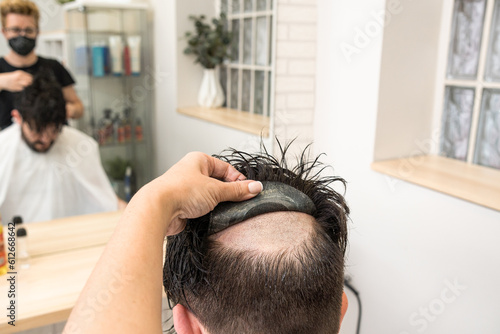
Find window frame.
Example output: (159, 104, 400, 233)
(218, 0, 275, 117)
(436, 0, 500, 169)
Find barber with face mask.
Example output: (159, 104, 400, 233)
(0, 0, 83, 130)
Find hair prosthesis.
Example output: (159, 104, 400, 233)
(208, 181, 316, 236)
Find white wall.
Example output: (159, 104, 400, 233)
(316, 1, 500, 333)
(374, 0, 444, 161)
(274, 0, 317, 157)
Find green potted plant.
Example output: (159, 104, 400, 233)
(184, 13, 232, 108)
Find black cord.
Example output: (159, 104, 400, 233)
(344, 279, 362, 334)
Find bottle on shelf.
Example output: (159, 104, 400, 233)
(103, 42, 110, 74)
(75, 42, 90, 75)
(117, 112, 126, 144)
(16, 227, 30, 269)
(124, 166, 136, 202)
(12, 216, 24, 233)
(127, 36, 141, 76)
(98, 109, 113, 145)
(122, 108, 132, 143)
(124, 42, 131, 76)
(91, 41, 108, 77)
(112, 113, 121, 143)
(135, 117, 143, 142)
(109, 35, 123, 76)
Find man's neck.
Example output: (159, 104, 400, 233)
(4, 51, 38, 68)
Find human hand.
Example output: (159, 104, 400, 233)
(0, 70, 33, 92)
(148, 151, 263, 236)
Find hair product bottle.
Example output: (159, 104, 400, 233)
(118, 114, 126, 144)
(109, 35, 123, 76)
(12, 216, 23, 231)
(124, 43, 131, 76)
(112, 113, 121, 143)
(124, 166, 137, 202)
(98, 109, 113, 145)
(123, 108, 132, 142)
(127, 36, 141, 76)
(91, 41, 106, 77)
(16, 228, 30, 269)
(135, 117, 143, 142)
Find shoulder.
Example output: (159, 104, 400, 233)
(37, 56, 75, 86)
(0, 123, 19, 138)
(37, 56, 64, 69)
(0, 124, 20, 154)
(0, 57, 14, 72)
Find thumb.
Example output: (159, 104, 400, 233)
(217, 180, 263, 203)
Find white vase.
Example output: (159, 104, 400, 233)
(198, 69, 225, 108)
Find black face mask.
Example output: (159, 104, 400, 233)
(9, 36, 36, 56)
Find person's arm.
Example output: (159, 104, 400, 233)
(117, 196, 128, 210)
(62, 85, 84, 119)
(0, 70, 33, 92)
(63, 152, 263, 334)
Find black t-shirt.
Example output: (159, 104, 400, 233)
(0, 56, 75, 130)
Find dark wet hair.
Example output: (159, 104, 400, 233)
(163, 141, 349, 333)
(14, 70, 66, 133)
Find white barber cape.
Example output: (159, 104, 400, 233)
(0, 123, 118, 223)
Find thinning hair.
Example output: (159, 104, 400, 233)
(163, 142, 349, 333)
(0, 0, 40, 28)
(14, 70, 66, 133)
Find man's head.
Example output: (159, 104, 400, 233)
(0, 0, 39, 28)
(12, 71, 66, 152)
(1, 0, 39, 56)
(164, 144, 350, 333)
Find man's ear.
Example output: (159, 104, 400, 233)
(338, 291, 349, 333)
(11, 109, 22, 124)
(172, 304, 205, 334)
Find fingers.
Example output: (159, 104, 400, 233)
(208, 155, 246, 182)
(217, 179, 263, 203)
(189, 153, 262, 200)
(21, 72, 33, 86)
(9, 71, 32, 91)
(24, 76, 32, 86)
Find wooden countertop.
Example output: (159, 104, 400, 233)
(26, 211, 121, 258)
(0, 211, 123, 333)
(0, 246, 106, 333)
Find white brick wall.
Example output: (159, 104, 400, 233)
(288, 60, 316, 75)
(273, 0, 317, 158)
(287, 93, 315, 108)
(289, 25, 317, 40)
(277, 6, 316, 23)
(276, 41, 316, 58)
(275, 77, 315, 93)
